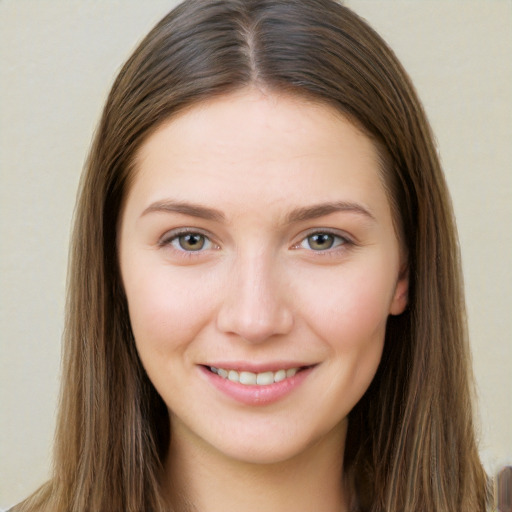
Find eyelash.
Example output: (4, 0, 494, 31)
(158, 228, 218, 255)
(158, 228, 354, 258)
(292, 230, 354, 255)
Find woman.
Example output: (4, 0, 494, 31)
(12, 0, 490, 510)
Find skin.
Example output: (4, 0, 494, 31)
(118, 89, 408, 512)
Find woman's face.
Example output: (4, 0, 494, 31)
(118, 89, 408, 465)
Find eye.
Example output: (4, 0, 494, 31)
(299, 232, 348, 251)
(174, 233, 208, 251)
(160, 231, 216, 252)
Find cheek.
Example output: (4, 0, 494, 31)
(300, 266, 393, 413)
(298, 263, 394, 349)
(122, 262, 218, 357)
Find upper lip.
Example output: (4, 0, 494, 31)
(200, 361, 316, 373)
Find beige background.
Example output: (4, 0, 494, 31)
(1, 0, 511, 507)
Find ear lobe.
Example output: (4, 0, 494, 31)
(389, 265, 409, 316)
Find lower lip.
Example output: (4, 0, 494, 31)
(199, 366, 314, 406)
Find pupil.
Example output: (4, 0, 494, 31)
(180, 234, 204, 251)
(310, 233, 333, 250)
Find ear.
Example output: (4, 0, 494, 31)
(389, 264, 409, 315)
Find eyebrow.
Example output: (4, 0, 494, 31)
(141, 200, 226, 221)
(141, 199, 375, 223)
(285, 201, 376, 224)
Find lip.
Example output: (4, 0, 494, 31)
(199, 363, 315, 406)
(202, 360, 311, 373)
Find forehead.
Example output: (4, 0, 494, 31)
(127, 89, 390, 222)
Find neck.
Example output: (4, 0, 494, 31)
(164, 419, 349, 512)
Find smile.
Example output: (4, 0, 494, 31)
(209, 366, 299, 386)
(201, 364, 315, 405)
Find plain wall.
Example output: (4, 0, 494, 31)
(1, 0, 511, 507)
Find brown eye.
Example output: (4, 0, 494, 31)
(299, 232, 347, 251)
(307, 233, 335, 250)
(161, 230, 216, 253)
(176, 233, 206, 251)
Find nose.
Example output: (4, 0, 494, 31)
(216, 250, 294, 344)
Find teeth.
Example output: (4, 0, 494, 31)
(286, 368, 298, 378)
(274, 369, 286, 382)
(256, 371, 274, 385)
(209, 366, 302, 386)
(239, 371, 256, 385)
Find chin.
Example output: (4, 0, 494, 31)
(203, 419, 347, 467)
(217, 440, 312, 466)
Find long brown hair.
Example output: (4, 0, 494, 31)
(14, 1, 489, 510)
